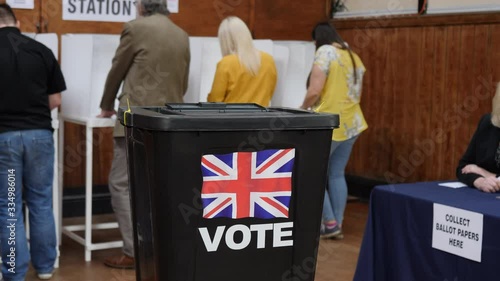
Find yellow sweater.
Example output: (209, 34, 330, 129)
(313, 45, 368, 141)
(207, 52, 277, 107)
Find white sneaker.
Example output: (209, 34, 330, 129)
(37, 272, 53, 280)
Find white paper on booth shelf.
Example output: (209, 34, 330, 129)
(271, 45, 290, 108)
(199, 39, 274, 103)
(61, 34, 121, 120)
(273, 41, 316, 108)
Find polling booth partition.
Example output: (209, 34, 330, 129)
(59, 35, 315, 118)
(59, 34, 319, 261)
(61, 34, 122, 122)
(60, 34, 123, 262)
(273, 41, 316, 108)
(184, 37, 205, 103)
(271, 44, 290, 107)
(23, 33, 62, 269)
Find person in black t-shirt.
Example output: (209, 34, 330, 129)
(0, 4, 66, 280)
(457, 83, 500, 193)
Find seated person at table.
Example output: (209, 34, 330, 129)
(457, 82, 500, 193)
(207, 16, 277, 107)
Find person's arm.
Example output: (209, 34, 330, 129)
(461, 164, 496, 178)
(300, 65, 326, 109)
(456, 116, 484, 187)
(269, 58, 278, 96)
(45, 47, 66, 111)
(300, 46, 333, 110)
(456, 115, 500, 192)
(207, 60, 229, 102)
(49, 93, 61, 110)
(99, 23, 136, 116)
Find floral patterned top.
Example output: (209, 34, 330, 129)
(312, 45, 368, 141)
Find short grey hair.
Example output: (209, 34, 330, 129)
(139, 0, 170, 16)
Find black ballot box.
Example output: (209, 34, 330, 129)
(118, 103, 339, 281)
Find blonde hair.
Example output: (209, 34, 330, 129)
(218, 16, 261, 76)
(492, 82, 500, 128)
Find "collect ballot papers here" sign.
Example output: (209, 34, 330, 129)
(63, 0, 179, 22)
(432, 203, 484, 262)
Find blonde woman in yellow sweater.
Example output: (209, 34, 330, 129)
(207, 16, 277, 107)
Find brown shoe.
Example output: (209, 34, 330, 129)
(103, 254, 135, 269)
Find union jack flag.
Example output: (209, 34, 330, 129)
(201, 149, 295, 219)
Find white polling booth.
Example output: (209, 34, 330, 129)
(271, 44, 290, 107)
(59, 34, 320, 261)
(61, 34, 121, 122)
(23, 33, 61, 269)
(184, 37, 205, 103)
(60, 34, 122, 262)
(273, 41, 316, 108)
(60, 35, 315, 112)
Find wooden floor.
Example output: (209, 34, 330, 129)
(21, 201, 369, 281)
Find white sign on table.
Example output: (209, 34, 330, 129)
(432, 203, 484, 262)
(63, 0, 179, 22)
(6, 0, 34, 9)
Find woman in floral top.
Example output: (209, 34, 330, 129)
(301, 22, 368, 239)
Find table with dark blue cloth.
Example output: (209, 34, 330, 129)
(353, 182, 500, 281)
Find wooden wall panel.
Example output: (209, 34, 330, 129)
(253, 0, 328, 40)
(442, 26, 461, 179)
(474, 25, 493, 122)
(455, 25, 477, 179)
(4, 0, 40, 32)
(335, 13, 500, 183)
(409, 27, 428, 181)
(429, 26, 447, 180)
(493, 25, 500, 91)
(417, 27, 434, 181)
(42, 0, 253, 36)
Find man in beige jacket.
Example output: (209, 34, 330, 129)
(98, 0, 190, 269)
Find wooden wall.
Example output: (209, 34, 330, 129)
(6, 0, 327, 188)
(335, 13, 500, 183)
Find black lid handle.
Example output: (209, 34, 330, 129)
(164, 103, 269, 113)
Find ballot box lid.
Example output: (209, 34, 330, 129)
(118, 103, 339, 132)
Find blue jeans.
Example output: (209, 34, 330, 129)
(322, 136, 359, 226)
(0, 130, 57, 281)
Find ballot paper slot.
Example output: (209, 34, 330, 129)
(164, 103, 268, 114)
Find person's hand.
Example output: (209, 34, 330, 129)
(473, 177, 500, 193)
(462, 164, 480, 174)
(97, 110, 116, 118)
(462, 164, 496, 178)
